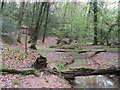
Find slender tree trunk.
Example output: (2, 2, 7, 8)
(0, 0, 4, 13)
(17, 2, 26, 43)
(42, 3, 50, 43)
(29, 2, 46, 49)
(93, 0, 98, 45)
(28, 3, 36, 43)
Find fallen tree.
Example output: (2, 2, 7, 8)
(43, 67, 120, 84)
(55, 49, 106, 53)
(1, 67, 120, 84)
(1, 67, 120, 78)
(59, 67, 120, 79)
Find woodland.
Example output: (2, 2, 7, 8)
(0, 0, 120, 88)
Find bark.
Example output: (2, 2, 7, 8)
(17, 2, 27, 43)
(42, 67, 120, 84)
(42, 3, 50, 43)
(25, 29, 28, 53)
(55, 49, 106, 53)
(1, 0, 4, 13)
(1, 67, 120, 85)
(93, 0, 98, 45)
(29, 2, 47, 49)
(60, 67, 120, 79)
(28, 2, 37, 43)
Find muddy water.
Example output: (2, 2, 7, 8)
(66, 52, 119, 88)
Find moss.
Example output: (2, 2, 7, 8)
(69, 67, 94, 70)
(0, 68, 40, 77)
(49, 44, 63, 48)
(49, 45, 58, 48)
(2, 55, 8, 61)
(58, 69, 72, 72)
(53, 67, 72, 72)
(1, 68, 17, 71)
(34, 71, 40, 77)
(100, 68, 106, 69)
(11, 80, 19, 85)
(44, 71, 51, 75)
(8, 49, 21, 53)
(108, 47, 118, 50)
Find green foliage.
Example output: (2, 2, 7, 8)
(1, 16, 18, 41)
(57, 61, 65, 71)
(1, 1, 118, 46)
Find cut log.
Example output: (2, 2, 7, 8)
(0, 68, 40, 77)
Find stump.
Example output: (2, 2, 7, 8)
(31, 55, 47, 69)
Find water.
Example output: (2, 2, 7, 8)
(74, 75, 118, 88)
(66, 52, 119, 88)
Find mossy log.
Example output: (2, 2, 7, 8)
(44, 67, 120, 80)
(0, 68, 40, 77)
(59, 67, 120, 79)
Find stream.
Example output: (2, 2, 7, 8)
(65, 52, 119, 88)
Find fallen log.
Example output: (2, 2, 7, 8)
(55, 49, 106, 53)
(43, 67, 120, 84)
(59, 67, 120, 79)
(1, 67, 120, 84)
(0, 68, 40, 77)
(43, 67, 120, 79)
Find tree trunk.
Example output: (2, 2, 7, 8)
(29, 2, 46, 49)
(17, 2, 27, 43)
(0, 1, 4, 13)
(93, 0, 98, 45)
(28, 2, 37, 43)
(42, 3, 50, 43)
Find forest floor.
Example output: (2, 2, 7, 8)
(0, 35, 119, 88)
(0, 36, 73, 88)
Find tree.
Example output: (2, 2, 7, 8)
(17, 2, 27, 43)
(29, 2, 47, 49)
(93, 0, 98, 45)
(42, 2, 50, 43)
(0, 0, 4, 13)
